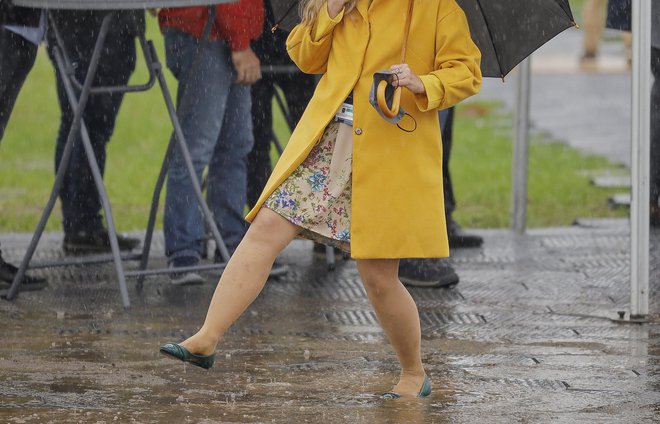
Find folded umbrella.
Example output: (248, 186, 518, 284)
(271, 0, 576, 78)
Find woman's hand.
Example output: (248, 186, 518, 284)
(327, 0, 351, 19)
(389, 63, 426, 94)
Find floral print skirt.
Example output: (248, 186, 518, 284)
(264, 121, 352, 252)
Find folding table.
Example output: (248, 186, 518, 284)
(6, 0, 237, 307)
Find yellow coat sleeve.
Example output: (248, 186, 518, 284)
(286, 3, 345, 74)
(414, 6, 483, 112)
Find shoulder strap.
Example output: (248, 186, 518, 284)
(401, 0, 415, 62)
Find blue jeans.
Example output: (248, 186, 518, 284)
(163, 28, 254, 262)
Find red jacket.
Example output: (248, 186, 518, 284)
(158, 1, 263, 51)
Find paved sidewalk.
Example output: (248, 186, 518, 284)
(475, 28, 633, 167)
(1, 219, 658, 423)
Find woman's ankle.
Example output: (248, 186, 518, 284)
(182, 331, 219, 355)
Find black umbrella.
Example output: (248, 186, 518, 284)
(271, 0, 576, 78)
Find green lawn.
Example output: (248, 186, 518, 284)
(0, 15, 626, 233)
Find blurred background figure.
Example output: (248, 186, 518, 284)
(580, 0, 631, 68)
(606, 0, 660, 226)
(0, 2, 47, 289)
(399, 107, 483, 289)
(247, 0, 316, 208)
(46, 10, 144, 254)
(158, 1, 268, 285)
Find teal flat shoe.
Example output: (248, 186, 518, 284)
(382, 375, 432, 399)
(159, 342, 216, 370)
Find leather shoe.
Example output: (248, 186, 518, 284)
(382, 374, 432, 398)
(447, 220, 483, 248)
(63, 228, 140, 254)
(0, 258, 47, 291)
(399, 259, 458, 288)
(159, 342, 215, 369)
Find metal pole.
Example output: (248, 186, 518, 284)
(511, 58, 531, 234)
(630, 0, 651, 319)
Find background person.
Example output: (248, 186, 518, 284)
(399, 106, 483, 288)
(158, 1, 265, 285)
(46, 10, 144, 254)
(248, 0, 317, 208)
(0, 2, 47, 290)
(606, 0, 660, 225)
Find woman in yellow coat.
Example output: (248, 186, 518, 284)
(161, 0, 482, 398)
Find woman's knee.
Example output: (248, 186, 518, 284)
(245, 208, 300, 248)
(357, 259, 400, 292)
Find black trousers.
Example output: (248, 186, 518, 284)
(651, 47, 660, 204)
(247, 71, 316, 207)
(46, 10, 138, 234)
(0, 29, 38, 142)
(441, 107, 456, 221)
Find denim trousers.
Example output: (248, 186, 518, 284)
(47, 10, 137, 234)
(163, 28, 254, 261)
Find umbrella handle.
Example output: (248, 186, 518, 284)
(377, 80, 401, 119)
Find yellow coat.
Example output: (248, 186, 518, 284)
(246, 0, 482, 259)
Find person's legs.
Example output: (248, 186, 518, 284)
(0, 29, 38, 141)
(650, 46, 660, 225)
(357, 258, 427, 397)
(247, 76, 276, 208)
(207, 83, 254, 253)
(178, 208, 301, 354)
(163, 29, 234, 267)
(48, 10, 139, 251)
(441, 107, 483, 248)
(582, 0, 606, 59)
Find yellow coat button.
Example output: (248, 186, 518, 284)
(355, 128, 363, 135)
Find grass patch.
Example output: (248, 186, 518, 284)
(451, 102, 627, 228)
(0, 15, 626, 233)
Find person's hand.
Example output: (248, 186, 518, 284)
(231, 48, 261, 85)
(389, 63, 425, 94)
(327, 0, 351, 18)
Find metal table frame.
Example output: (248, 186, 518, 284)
(6, 8, 233, 307)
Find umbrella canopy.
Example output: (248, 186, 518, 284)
(271, 0, 575, 78)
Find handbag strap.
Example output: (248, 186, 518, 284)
(401, 0, 415, 63)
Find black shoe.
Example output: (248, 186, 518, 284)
(168, 256, 204, 286)
(398, 259, 459, 288)
(0, 259, 47, 291)
(313, 243, 342, 256)
(63, 229, 140, 254)
(447, 220, 483, 248)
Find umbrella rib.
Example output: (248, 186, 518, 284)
(474, 0, 505, 78)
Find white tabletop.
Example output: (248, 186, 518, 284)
(12, 0, 235, 9)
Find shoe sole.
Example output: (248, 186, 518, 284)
(448, 239, 483, 249)
(400, 276, 459, 288)
(169, 273, 205, 286)
(63, 244, 138, 255)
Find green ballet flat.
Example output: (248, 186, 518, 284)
(159, 342, 216, 370)
(382, 374, 432, 399)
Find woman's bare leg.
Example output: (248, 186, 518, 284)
(356, 259, 426, 397)
(180, 208, 300, 355)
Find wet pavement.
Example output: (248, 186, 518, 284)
(1, 220, 659, 423)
